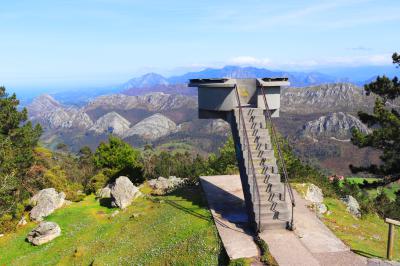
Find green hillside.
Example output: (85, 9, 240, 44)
(0, 187, 226, 265)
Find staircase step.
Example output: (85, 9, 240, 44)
(258, 183, 284, 194)
(254, 164, 278, 174)
(247, 135, 271, 144)
(256, 174, 281, 185)
(257, 176, 282, 186)
(241, 142, 273, 151)
(259, 192, 283, 202)
(254, 200, 288, 210)
(239, 134, 271, 143)
(245, 156, 276, 165)
(254, 200, 287, 211)
(239, 128, 270, 138)
(252, 150, 275, 158)
(260, 210, 290, 220)
(260, 219, 288, 231)
(243, 109, 264, 117)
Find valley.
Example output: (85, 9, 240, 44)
(28, 80, 380, 176)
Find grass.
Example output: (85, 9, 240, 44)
(344, 177, 400, 201)
(367, 183, 400, 201)
(322, 198, 400, 261)
(343, 177, 380, 185)
(0, 186, 226, 265)
(156, 141, 195, 154)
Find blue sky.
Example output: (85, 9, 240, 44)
(1, 0, 399, 90)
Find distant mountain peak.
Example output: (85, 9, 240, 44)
(120, 73, 169, 90)
(90, 111, 131, 136)
(124, 113, 177, 140)
(299, 112, 371, 140)
(28, 94, 63, 118)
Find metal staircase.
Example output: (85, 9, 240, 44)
(232, 85, 295, 232)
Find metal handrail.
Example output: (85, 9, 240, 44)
(233, 85, 262, 232)
(260, 86, 295, 229)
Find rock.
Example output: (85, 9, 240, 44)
(27, 94, 93, 130)
(97, 184, 112, 198)
(27, 221, 61, 246)
(30, 188, 65, 221)
(281, 83, 375, 114)
(123, 113, 177, 140)
(341, 195, 361, 218)
(299, 112, 371, 140)
(17, 216, 27, 226)
(305, 184, 324, 204)
(316, 203, 327, 214)
(148, 176, 187, 195)
(111, 210, 119, 217)
(90, 112, 131, 137)
(110, 176, 141, 209)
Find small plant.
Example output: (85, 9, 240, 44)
(254, 236, 278, 266)
(228, 258, 252, 266)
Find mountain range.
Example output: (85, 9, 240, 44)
(27, 81, 384, 175)
(42, 65, 397, 105)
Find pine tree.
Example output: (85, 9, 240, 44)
(351, 53, 400, 180)
(0, 87, 42, 217)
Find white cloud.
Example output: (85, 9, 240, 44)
(228, 56, 272, 66)
(163, 53, 394, 76)
(212, 54, 393, 70)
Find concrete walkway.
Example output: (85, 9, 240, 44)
(260, 190, 367, 266)
(200, 175, 370, 265)
(200, 175, 259, 260)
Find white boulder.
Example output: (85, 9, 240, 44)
(341, 195, 361, 218)
(148, 176, 187, 195)
(110, 176, 141, 209)
(97, 184, 112, 198)
(27, 221, 61, 245)
(305, 184, 324, 203)
(30, 188, 65, 221)
(17, 216, 27, 226)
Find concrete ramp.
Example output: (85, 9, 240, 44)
(200, 175, 259, 260)
(201, 175, 369, 265)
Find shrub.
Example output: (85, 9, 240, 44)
(93, 136, 143, 183)
(85, 172, 108, 194)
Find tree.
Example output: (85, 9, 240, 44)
(208, 136, 238, 174)
(351, 53, 400, 180)
(0, 87, 42, 217)
(93, 136, 143, 183)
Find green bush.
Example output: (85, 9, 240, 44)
(93, 136, 143, 184)
(85, 172, 108, 194)
(254, 236, 278, 266)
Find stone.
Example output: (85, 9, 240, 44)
(97, 184, 112, 198)
(304, 184, 324, 204)
(148, 176, 187, 195)
(17, 216, 27, 226)
(27, 221, 61, 246)
(110, 176, 141, 209)
(111, 210, 119, 217)
(30, 188, 65, 221)
(316, 203, 327, 214)
(341, 195, 361, 218)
